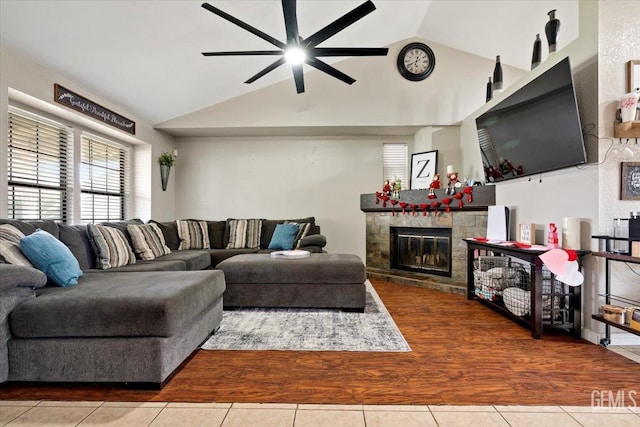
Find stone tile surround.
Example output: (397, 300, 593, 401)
(365, 211, 488, 294)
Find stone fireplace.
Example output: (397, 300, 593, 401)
(360, 187, 494, 294)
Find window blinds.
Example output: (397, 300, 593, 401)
(7, 111, 72, 221)
(80, 134, 129, 223)
(383, 143, 408, 187)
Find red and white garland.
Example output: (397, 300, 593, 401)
(375, 186, 474, 216)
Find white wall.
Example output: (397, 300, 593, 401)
(460, 0, 600, 233)
(459, 0, 602, 342)
(459, 0, 640, 344)
(169, 38, 524, 263)
(596, 0, 640, 345)
(174, 136, 400, 261)
(158, 38, 525, 132)
(0, 45, 177, 222)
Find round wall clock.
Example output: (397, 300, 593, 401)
(397, 42, 436, 81)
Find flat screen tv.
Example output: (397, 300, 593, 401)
(475, 57, 586, 183)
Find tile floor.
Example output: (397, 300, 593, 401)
(609, 345, 640, 364)
(2, 401, 640, 427)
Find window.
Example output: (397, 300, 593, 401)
(7, 110, 72, 221)
(383, 143, 408, 188)
(80, 134, 129, 223)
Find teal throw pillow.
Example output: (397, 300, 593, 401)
(20, 229, 83, 287)
(268, 223, 300, 250)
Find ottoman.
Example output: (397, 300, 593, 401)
(217, 253, 367, 311)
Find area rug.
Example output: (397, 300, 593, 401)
(201, 281, 411, 352)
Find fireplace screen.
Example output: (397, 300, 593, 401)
(391, 227, 452, 277)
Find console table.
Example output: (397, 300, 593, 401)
(465, 239, 589, 339)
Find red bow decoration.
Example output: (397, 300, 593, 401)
(453, 192, 464, 208)
(463, 186, 473, 203)
(409, 204, 417, 216)
(380, 194, 389, 207)
(390, 199, 399, 216)
(420, 203, 428, 216)
(375, 191, 381, 205)
(441, 197, 452, 213)
(431, 201, 441, 215)
(399, 202, 408, 215)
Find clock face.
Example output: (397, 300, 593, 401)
(397, 42, 436, 81)
(404, 48, 430, 74)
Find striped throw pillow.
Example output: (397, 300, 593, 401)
(176, 220, 210, 250)
(127, 223, 171, 260)
(226, 219, 262, 249)
(285, 221, 311, 249)
(0, 224, 33, 267)
(87, 224, 136, 269)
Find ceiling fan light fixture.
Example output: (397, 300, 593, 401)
(284, 46, 306, 65)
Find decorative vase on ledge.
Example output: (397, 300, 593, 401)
(545, 9, 560, 53)
(492, 55, 503, 92)
(531, 34, 542, 70)
(160, 164, 171, 191)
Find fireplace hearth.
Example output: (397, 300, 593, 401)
(391, 227, 452, 277)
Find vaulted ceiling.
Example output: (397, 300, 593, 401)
(0, 1, 579, 126)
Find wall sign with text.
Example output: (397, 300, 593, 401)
(54, 84, 136, 135)
(517, 223, 536, 245)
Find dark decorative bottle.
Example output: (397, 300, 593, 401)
(492, 55, 503, 91)
(486, 77, 492, 102)
(531, 34, 542, 70)
(545, 9, 560, 53)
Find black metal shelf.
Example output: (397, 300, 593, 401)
(592, 315, 640, 337)
(590, 240, 640, 347)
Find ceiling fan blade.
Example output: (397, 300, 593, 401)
(202, 50, 283, 56)
(312, 47, 389, 57)
(305, 58, 355, 85)
(282, 0, 300, 45)
(302, 0, 376, 48)
(292, 63, 305, 93)
(201, 2, 286, 49)
(244, 57, 287, 84)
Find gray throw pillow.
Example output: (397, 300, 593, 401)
(149, 220, 180, 251)
(58, 224, 96, 270)
(299, 234, 326, 248)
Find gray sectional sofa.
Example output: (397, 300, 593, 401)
(0, 216, 327, 388)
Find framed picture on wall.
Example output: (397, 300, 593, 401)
(410, 150, 438, 189)
(627, 60, 640, 93)
(621, 162, 640, 200)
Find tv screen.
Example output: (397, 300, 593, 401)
(475, 57, 586, 183)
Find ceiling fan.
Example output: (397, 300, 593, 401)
(200, 0, 389, 93)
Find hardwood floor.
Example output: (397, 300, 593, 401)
(1, 279, 638, 406)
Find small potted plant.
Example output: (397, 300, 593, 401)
(158, 151, 175, 191)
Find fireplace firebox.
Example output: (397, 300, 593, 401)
(390, 227, 452, 277)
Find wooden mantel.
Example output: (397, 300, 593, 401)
(360, 185, 496, 213)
